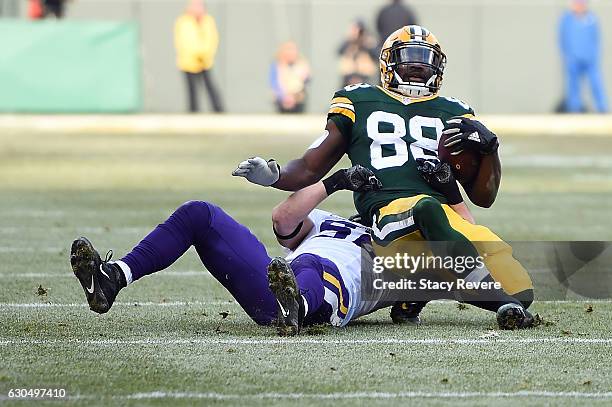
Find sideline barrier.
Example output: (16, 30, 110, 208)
(0, 114, 611, 136)
(0, 20, 141, 113)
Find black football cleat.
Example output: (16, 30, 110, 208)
(390, 301, 426, 325)
(496, 303, 535, 330)
(70, 237, 125, 314)
(267, 257, 304, 336)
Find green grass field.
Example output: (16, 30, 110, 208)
(1, 128, 612, 406)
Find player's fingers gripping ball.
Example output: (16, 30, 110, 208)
(442, 116, 499, 155)
(415, 158, 463, 205)
(416, 158, 452, 183)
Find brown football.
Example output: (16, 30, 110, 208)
(438, 133, 481, 184)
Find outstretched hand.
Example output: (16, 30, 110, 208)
(232, 157, 280, 187)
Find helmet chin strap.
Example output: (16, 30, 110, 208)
(392, 71, 437, 98)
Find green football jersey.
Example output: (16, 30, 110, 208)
(327, 83, 474, 221)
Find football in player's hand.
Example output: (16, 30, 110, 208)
(438, 132, 480, 185)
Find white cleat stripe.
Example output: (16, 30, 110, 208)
(86, 275, 95, 294)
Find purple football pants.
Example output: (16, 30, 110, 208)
(120, 201, 330, 325)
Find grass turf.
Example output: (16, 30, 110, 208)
(1, 130, 612, 406)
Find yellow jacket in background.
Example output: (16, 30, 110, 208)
(174, 14, 219, 73)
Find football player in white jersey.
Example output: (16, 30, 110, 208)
(265, 165, 533, 335)
(69, 165, 390, 336)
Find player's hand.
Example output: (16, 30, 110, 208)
(416, 158, 463, 205)
(232, 157, 280, 186)
(442, 116, 499, 155)
(322, 165, 382, 195)
(343, 165, 382, 192)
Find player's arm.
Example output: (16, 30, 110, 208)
(272, 165, 381, 250)
(463, 152, 501, 208)
(232, 120, 348, 191)
(442, 116, 501, 208)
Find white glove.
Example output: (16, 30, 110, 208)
(232, 157, 280, 186)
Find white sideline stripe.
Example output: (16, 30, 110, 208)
(0, 301, 234, 308)
(3, 114, 612, 136)
(92, 390, 612, 400)
(0, 267, 578, 278)
(1, 338, 611, 346)
(2, 390, 612, 401)
(8, 268, 563, 277)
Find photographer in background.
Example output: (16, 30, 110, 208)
(337, 20, 377, 87)
(375, 0, 418, 51)
(44, 0, 68, 18)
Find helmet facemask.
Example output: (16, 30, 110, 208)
(384, 42, 446, 98)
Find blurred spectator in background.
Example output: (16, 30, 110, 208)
(269, 41, 311, 113)
(376, 0, 418, 50)
(44, 0, 68, 18)
(174, 0, 224, 113)
(337, 20, 377, 86)
(28, 0, 44, 19)
(29, 0, 69, 19)
(559, 0, 608, 113)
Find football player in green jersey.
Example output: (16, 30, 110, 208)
(234, 25, 534, 329)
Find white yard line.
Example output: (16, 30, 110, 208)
(0, 227, 150, 234)
(114, 390, 612, 400)
(0, 300, 609, 308)
(0, 301, 233, 308)
(1, 338, 611, 346)
(1, 390, 612, 401)
(0, 247, 63, 253)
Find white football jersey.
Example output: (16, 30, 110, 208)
(285, 209, 389, 327)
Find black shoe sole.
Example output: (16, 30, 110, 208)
(497, 303, 530, 330)
(390, 301, 424, 325)
(70, 237, 109, 314)
(267, 257, 300, 336)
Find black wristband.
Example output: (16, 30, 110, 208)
(273, 221, 304, 240)
(322, 170, 347, 195)
(445, 189, 464, 205)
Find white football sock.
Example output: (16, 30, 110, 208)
(112, 260, 133, 285)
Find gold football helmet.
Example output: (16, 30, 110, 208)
(380, 25, 446, 98)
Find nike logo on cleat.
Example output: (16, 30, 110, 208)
(277, 299, 290, 318)
(99, 264, 110, 279)
(86, 275, 95, 294)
